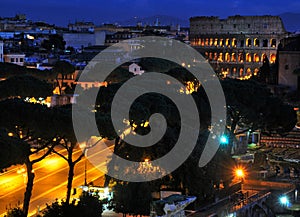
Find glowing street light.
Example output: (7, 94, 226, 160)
(279, 196, 289, 206)
(234, 167, 246, 191)
(220, 135, 229, 145)
(235, 168, 245, 179)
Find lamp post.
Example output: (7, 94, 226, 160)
(84, 149, 88, 186)
(279, 195, 289, 208)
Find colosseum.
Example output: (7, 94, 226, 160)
(189, 15, 288, 79)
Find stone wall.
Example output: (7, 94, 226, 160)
(190, 16, 288, 79)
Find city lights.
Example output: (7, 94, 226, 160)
(279, 196, 289, 206)
(220, 135, 229, 145)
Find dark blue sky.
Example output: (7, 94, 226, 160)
(0, 0, 299, 26)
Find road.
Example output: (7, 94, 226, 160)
(0, 139, 115, 216)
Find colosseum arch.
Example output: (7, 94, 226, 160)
(214, 52, 218, 61)
(263, 39, 268, 47)
(254, 68, 259, 76)
(214, 38, 218, 46)
(232, 67, 237, 76)
(205, 38, 209, 46)
(225, 52, 230, 62)
(232, 38, 237, 47)
(254, 38, 260, 47)
(231, 53, 237, 62)
(239, 68, 244, 77)
(254, 53, 260, 62)
(246, 53, 252, 62)
(219, 38, 224, 47)
(218, 53, 224, 62)
(226, 38, 231, 47)
(246, 38, 252, 47)
(209, 52, 213, 61)
(201, 38, 205, 46)
(240, 39, 244, 47)
(238, 53, 244, 62)
(246, 68, 252, 76)
(270, 54, 276, 63)
(270, 39, 277, 48)
(205, 52, 209, 59)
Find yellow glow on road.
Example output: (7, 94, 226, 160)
(42, 156, 65, 171)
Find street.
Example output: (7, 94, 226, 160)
(0, 139, 115, 216)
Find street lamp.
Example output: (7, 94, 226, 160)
(84, 149, 88, 186)
(235, 169, 245, 179)
(220, 135, 229, 145)
(234, 167, 246, 191)
(279, 195, 289, 207)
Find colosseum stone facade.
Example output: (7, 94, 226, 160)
(189, 15, 288, 79)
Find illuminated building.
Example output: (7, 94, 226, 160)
(190, 15, 287, 80)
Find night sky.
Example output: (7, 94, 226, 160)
(0, 0, 299, 26)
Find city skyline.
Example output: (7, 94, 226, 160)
(0, 0, 300, 26)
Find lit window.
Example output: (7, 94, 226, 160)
(232, 38, 237, 47)
(225, 39, 230, 47)
(246, 53, 252, 62)
(270, 54, 276, 63)
(231, 53, 236, 62)
(271, 39, 276, 48)
(225, 53, 230, 62)
(254, 38, 260, 47)
(219, 39, 224, 47)
(214, 39, 218, 46)
(254, 54, 260, 62)
(246, 38, 252, 47)
(238, 53, 244, 62)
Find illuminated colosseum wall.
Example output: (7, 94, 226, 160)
(189, 15, 287, 80)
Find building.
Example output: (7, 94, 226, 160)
(278, 34, 300, 90)
(189, 15, 287, 79)
(68, 21, 95, 33)
(129, 63, 145, 75)
(3, 53, 25, 66)
(50, 94, 77, 107)
(105, 31, 143, 46)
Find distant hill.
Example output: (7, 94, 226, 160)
(116, 15, 189, 27)
(279, 13, 300, 32)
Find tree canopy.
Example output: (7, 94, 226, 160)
(0, 75, 53, 100)
(0, 62, 53, 80)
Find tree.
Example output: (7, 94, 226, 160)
(139, 57, 178, 73)
(41, 34, 66, 52)
(52, 61, 75, 95)
(222, 78, 296, 154)
(6, 207, 25, 217)
(50, 105, 101, 204)
(255, 56, 270, 83)
(0, 129, 28, 172)
(0, 75, 53, 100)
(111, 182, 152, 216)
(0, 99, 62, 216)
(0, 62, 53, 81)
(42, 193, 104, 217)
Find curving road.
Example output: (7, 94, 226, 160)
(0, 139, 115, 216)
